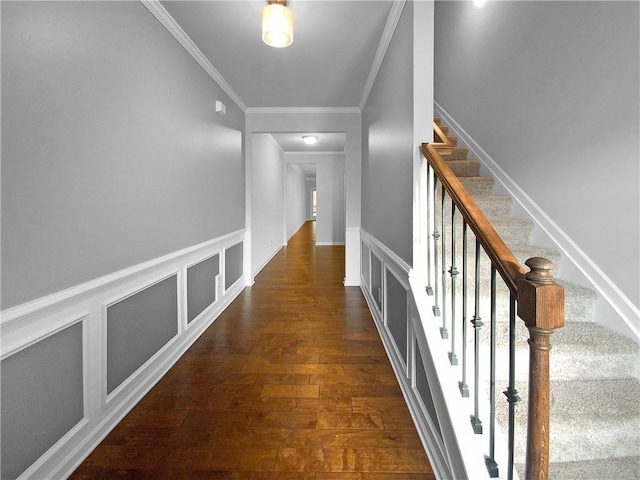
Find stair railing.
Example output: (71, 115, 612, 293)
(421, 129, 564, 480)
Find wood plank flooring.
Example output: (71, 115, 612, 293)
(70, 221, 434, 479)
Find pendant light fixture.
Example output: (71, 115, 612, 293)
(262, 0, 293, 48)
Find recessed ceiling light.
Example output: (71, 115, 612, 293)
(303, 135, 318, 145)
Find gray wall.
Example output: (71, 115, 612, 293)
(386, 270, 408, 364)
(251, 134, 285, 276)
(285, 153, 346, 245)
(434, 1, 640, 307)
(362, 2, 414, 266)
(306, 178, 316, 220)
(107, 275, 178, 394)
(1, 322, 84, 480)
(286, 165, 308, 239)
(225, 242, 244, 290)
(187, 254, 220, 323)
(1, 1, 245, 309)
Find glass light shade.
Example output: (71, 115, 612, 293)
(303, 135, 318, 145)
(262, 4, 293, 48)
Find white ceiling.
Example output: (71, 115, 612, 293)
(161, 1, 395, 109)
(157, 1, 394, 178)
(292, 163, 318, 179)
(271, 132, 346, 152)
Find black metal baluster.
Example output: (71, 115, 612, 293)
(426, 163, 434, 296)
(485, 265, 499, 478)
(505, 293, 521, 480)
(471, 238, 483, 434)
(432, 180, 441, 317)
(440, 184, 448, 339)
(459, 220, 469, 397)
(448, 201, 458, 365)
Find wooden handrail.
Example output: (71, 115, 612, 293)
(433, 121, 453, 145)
(423, 127, 565, 480)
(421, 142, 525, 295)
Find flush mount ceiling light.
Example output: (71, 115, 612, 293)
(262, 0, 293, 48)
(303, 135, 318, 145)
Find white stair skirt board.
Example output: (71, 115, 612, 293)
(435, 102, 639, 343)
(426, 113, 640, 479)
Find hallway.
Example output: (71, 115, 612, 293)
(70, 221, 434, 479)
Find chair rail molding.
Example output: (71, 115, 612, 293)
(1, 229, 247, 480)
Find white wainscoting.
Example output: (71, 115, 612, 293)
(360, 229, 519, 480)
(359, 229, 467, 480)
(0, 229, 247, 480)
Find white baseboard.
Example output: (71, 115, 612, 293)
(52, 280, 244, 480)
(359, 229, 464, 480)
(361, 229, 515, 480)
(434, 102, 639, 342)
(252, 244, 284, 279)
(360, 281, 458, 480)
(1, 230, 247, 480)
(287, 219, 308, 242)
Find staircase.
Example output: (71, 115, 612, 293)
(433, 118, 640, 479)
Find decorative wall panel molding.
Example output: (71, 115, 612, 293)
(359, 228, 460, 480)
(0, 229, 246, 480)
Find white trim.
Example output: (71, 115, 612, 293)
(3, 230, 246, 480)
(315, 242, 345, 246)
(382, 264, 409, 377)
(184, 253, 221, 330)
(139, 0, 247, 112)
(360, 229, 411, 276)
(223, 242, 246, 294)
(264, 132, 285, 153)
(17, 417, 91, 480)
(1, 312, 87, 361)
(246, 107, 361, 115)
(360, 241, 371, 290)
(51, 278, 244, 480)
(1, 229, 244, 326)
(359, 229, 511, 479)
(287, 219, 308, 242)
(358, 240, 457, 479)
(407, 322, 453, 480)
(369, 250, 384, 317)
(359, 0, 407, 111)
(434, 102, 640, 341)
(102, 271, 181, 405)
(344, 226, 362, 287)
(252, 244, 284, 279)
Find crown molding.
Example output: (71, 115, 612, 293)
(246, 107, 361, 115)
(264, 133, 285, 153)
(140, 0, 247, 112)
(359, 0, 407, 111)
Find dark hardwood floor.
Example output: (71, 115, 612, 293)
(70, 221, 434, 479)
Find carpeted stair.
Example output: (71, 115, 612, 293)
(432, 118, 640, 479)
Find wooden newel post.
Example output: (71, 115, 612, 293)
(517, 257, 564, 480)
